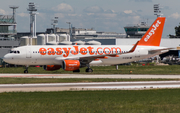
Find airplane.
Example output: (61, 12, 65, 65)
(3, 17, 171, 73)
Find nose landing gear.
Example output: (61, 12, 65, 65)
(24, 66, 29, 73)
(24, 70, 28, 73)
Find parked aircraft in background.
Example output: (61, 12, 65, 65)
(3, 17, 171, 73)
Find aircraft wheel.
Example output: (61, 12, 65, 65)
(86, 68, 93, 72)
(24, 70, 28, 73)
(73, 69, 80, 73)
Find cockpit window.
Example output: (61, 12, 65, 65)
(10, 50, 20, 54)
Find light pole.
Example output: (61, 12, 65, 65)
(66, 22, 71, 38)
(154, 4, 162, 18)
(27, 2, 38, 45)
(9, 6, 19, 33)
(27, 2, 38, 38)
(51, 17, 58, 34)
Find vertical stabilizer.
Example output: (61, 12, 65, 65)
(138, 17, 166, 46)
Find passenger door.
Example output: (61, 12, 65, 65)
(26, 47, 31, 58)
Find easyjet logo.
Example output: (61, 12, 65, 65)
(144, 20, 161, 42)
(39, 46, 121, 57)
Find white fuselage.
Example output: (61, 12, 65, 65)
(3, 45, 167, 66)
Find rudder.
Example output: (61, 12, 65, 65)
(138, 17, 166, 46)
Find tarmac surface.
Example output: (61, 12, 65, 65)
(0, 81, 180, 92)
(0, 74, 180, 79)
(0, 74, 180, 92)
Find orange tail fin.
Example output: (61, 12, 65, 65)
(138, 17, 166, 46)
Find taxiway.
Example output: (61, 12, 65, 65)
(0, 81, 180, 92)
(0, 74, 180, 79)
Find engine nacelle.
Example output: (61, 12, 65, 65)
(62, 60, 80, 71)
(43, 65, 61, 71)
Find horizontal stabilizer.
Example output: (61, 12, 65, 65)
(148, 48, 174, 54)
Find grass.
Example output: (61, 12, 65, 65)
(1, 65, 180, 74)
(0, 89, 180, 113)
(0, 78, 178, 84)
(0, 66, 179, 113)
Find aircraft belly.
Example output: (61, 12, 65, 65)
(22, 58, 55, 65)
(14, 59, 29, 65)
(36, 59, 55, 65)
(100, 53, 135, 65)
(90, 60, 103, 66)
(100, 57, 121, 65)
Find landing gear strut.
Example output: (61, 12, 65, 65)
(85, 64, 93, 72)
(24, 66, 29, 73)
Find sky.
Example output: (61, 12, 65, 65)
(0, 0, 180, 38)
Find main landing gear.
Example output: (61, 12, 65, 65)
(24, 66, 29, 73)
(85, 64, 93, 72)
(85, 68, 93, 72)
(73, 68, 93, 73)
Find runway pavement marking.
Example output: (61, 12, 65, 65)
(0, 81, 180, 87)
(0, 81, 180, 92)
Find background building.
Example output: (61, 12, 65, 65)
(0, 8, 19, 64)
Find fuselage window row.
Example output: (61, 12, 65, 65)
(33, 50, 125, 54)
(12, 50, 125, 54)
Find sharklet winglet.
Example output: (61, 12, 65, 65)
(129, 41, 139, 53)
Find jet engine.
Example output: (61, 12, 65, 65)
(62, 60, 80, 71)
(43, 65, 61, 71)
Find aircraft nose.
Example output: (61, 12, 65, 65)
(3, 54, 12, 63)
